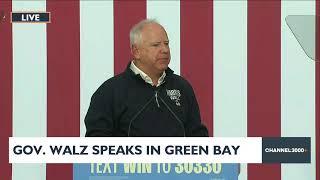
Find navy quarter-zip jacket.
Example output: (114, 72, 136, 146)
(85, 63, 208, 137)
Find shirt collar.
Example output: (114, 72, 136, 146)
(130, 61, 166, 87)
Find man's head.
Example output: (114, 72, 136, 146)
(130, 19, 171, 77)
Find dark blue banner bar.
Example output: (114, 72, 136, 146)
(262, 137, 311, 163)
(11, 12, 50, 23)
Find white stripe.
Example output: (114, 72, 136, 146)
(12, 1, 47, 179)
(147, 0, 180, 75)
(281, 1, 316, 180)
(80, 1, 114, 137)
(213, 1, 247, 179)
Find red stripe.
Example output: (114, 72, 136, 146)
(247, 1, 281, 180)
(114, 0, 146, 75)
(180, 1, 213, 136)
(316, 1, 320, 180)
(46, 1, 80, 179)
(0, 1, 12, 179)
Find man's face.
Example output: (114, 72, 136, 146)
(133, 23, 171, 75)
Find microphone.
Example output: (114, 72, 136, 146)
(158, 95, 186, 137)
(127, 95, 155, 137)
(127, 90, 186, 137)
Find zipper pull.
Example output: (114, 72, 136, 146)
(155, 91, 160, 107)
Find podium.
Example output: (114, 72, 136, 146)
(73, 163, 240, 180)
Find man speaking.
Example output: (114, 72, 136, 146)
(85, 19, 208, 137)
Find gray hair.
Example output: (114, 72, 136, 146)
(129, 19, 159, 47)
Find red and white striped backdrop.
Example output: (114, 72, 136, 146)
(0, 1, 319, 180)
